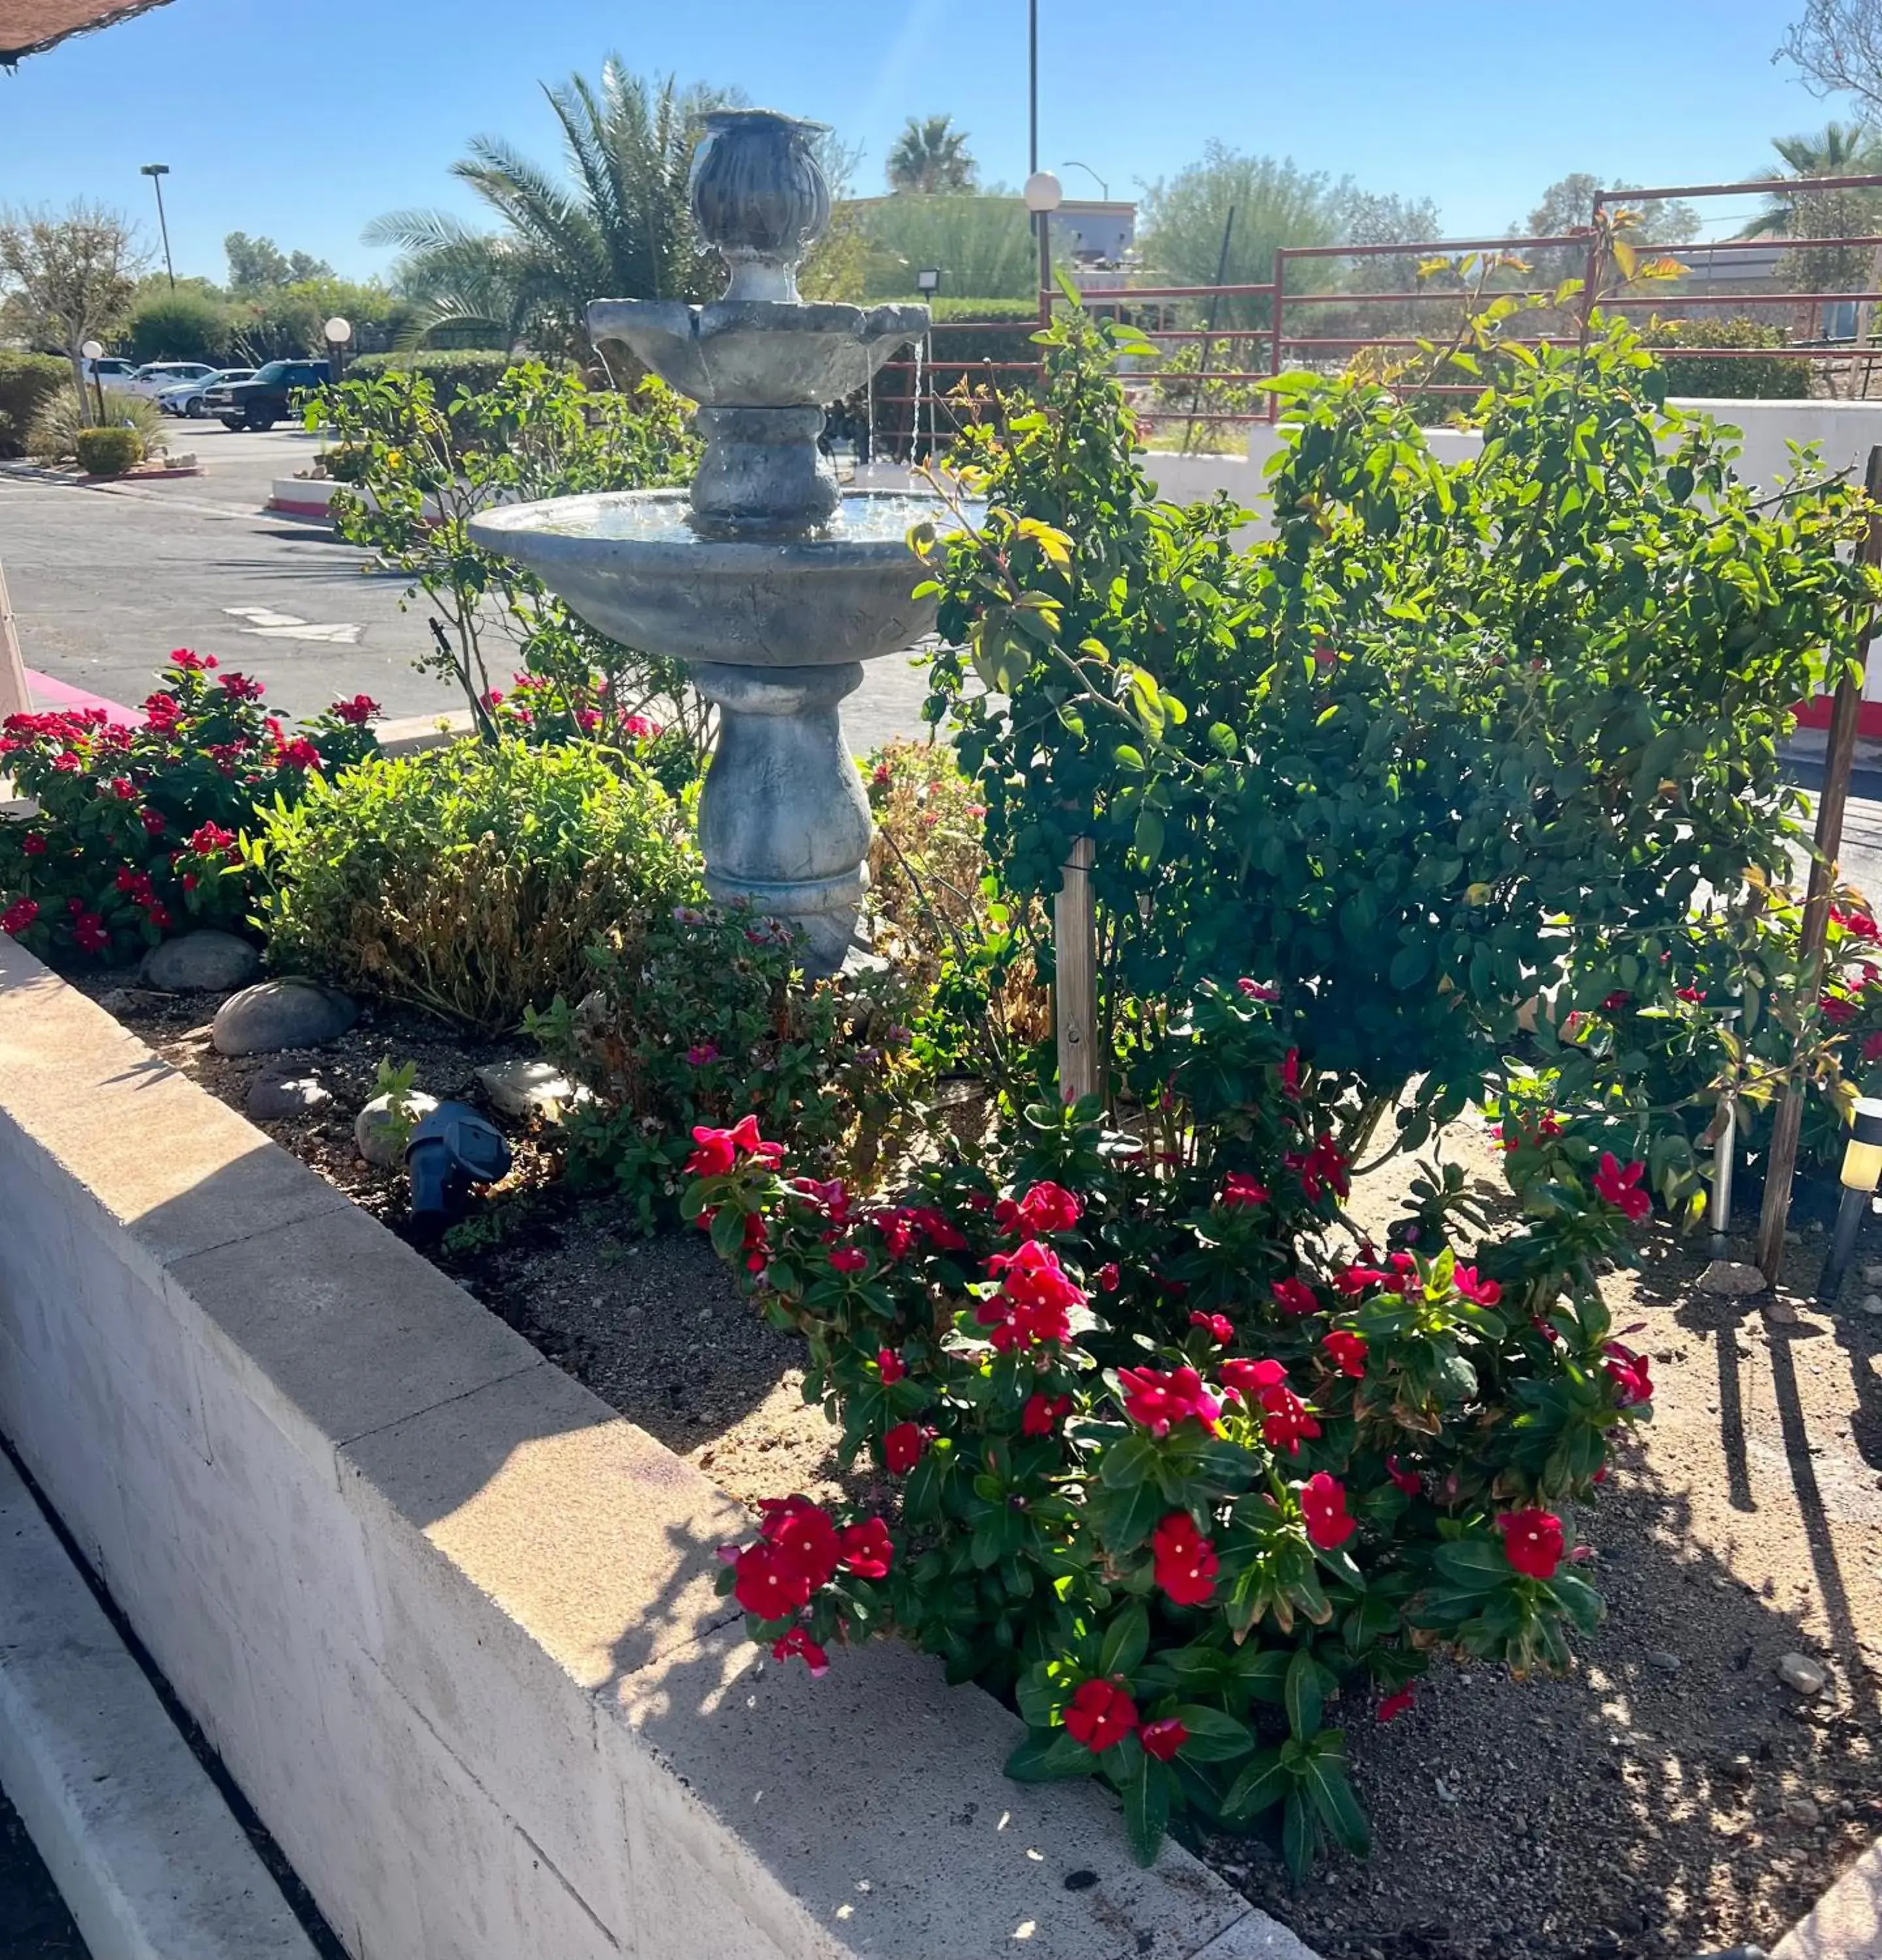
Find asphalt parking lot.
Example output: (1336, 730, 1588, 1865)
(0, 425, 934, 745)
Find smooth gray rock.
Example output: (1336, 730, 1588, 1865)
(476, 1060, 577, 1120)
(211, 981, 356, 1057)
(1777, 1652, 1829, 1695)
(143, 930, 261, 994)
(1646, 1650, 1680, 1673)
(246, 1072, 331, 1121)
(354, 1091, 439, 1169)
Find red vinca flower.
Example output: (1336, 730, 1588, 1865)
(1095, 1261, 1120, 1293)
(1321, 1328, 1368, 1379)
(1496, 1508, 1566, 1580)
(1270, 1277, 1318, 1316)
(759, 1495, 840, 1592)
(995, 1180, 1083, 1239)
(21, 832, 46, 857)
(1386, 1454, 1421, 1496)
(837, 1517, 894, 1579)
(1140, 1718, 1188, 1762)
(1220, 1356, 1320, 1456)
(1189, 1311, 1235, 1345)
(732, 1541, 813, 1620)
(1453, 1264, 1502, 1307)
(883, 1422, 926, 1475)
(331, 694, 380, 726)
(1150, 1512, 1219, 1606)
(1021, 1391, 1072, 1436)
(1300, 1471, 1355, 1550)
(829, 1247, 868, 1275)
(1235, 977, 1278, 1001)
(770, 1626, 829, 1675)
(1063, 1677, 1138, 1753)
(219, 672, 265, 700)
(1592, 1152, 1651, 1224)
(1117, 1365, 1221, 1439)
(1602, 1341, 1653, 1407)
(1220, 1171, 1270, 1209)
(877, 1347, 906, 1385)
(1, 898, 40, 936)
(1377, 1686, 1415, 1723)
(978, 1239, 1083, 1351)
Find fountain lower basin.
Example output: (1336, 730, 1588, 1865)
(467, 488, 953, 668)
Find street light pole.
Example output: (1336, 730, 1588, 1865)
(140, 164, 175, 289)
(1063, 159, 1108, 200)
(1028, 0, 1038, 178)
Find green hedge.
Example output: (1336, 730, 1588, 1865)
(344, 350, 530, 402)
(0, 352, 71, 459)
(74, 427, 142, 476)
(1653, 316, 1808, 400)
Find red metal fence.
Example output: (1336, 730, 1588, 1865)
(861, 172, 1882, 459)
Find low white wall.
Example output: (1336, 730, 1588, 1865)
(0, 939, 1307, 1960)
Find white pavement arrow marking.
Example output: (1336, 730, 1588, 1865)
(222, 606, 362, 645)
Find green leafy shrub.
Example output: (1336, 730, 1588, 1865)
(74, 426, 142, 476)
(125, 287, 235, 365)
(917, 304, 1878, 1168)
(0, 351, 69, 459)
(314, 361, 706, 751)
(533, 902, 925, 1230)
(29, 387, 167, 465)
(863, 297, 1042, 456)
(0, 653, 379, 964)
(344, 349, 531, 400)
(687, 984, 1652, 1871)
(1652, 316, 1808, 399)
(257, 738, 697, 1032)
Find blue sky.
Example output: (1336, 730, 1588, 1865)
(0, 0, 1846, 284)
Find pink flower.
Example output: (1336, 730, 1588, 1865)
(685, 1043, 719, 1066)
(1236, 977, 1278, 1001)
(1592, 1152, 1651, 1224)
(1117, 1364, 1222, 1438)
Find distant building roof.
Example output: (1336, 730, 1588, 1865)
(0, 0, 176, 64)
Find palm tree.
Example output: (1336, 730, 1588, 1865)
(885, 116, 978, 196)
(1734, 122, 1882, 238)
(369, 61, 726, 359)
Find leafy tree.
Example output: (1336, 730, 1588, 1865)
(1780, 0, 1882, 113)
(0, 203, 146, 420)
(370, 59, 725, 361)
(224, 232, 333, 290)
(229, 276, 416, 363)
(885, 114, 979, 195)
(861, 194, 1035, 299)
(1730, 125, 1882, 327)
(125, 284, 234, 364)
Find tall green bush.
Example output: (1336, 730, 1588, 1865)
(344, 349, 527, 401)
(0, 351, 69, 457)
(919, 304, 1879, 1168)
(124, 286, 235, 365)
(1652, 315, 1808, 399)
(258, 739, 697, 1032)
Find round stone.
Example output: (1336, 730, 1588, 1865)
(476, 1059, 578, 1120)
(1781, 1795, 1823, 1827)
(142, 930, 261, 994)
(212, 980, 356, 1056)
(355, 1091, 439, 1169)
(246, 1072, 331, 1121)
(1777, 1652, 1829, 1695)
(1646, 1650, 1680, 1673)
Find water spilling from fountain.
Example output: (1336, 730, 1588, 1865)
(470, 108, 961, 973)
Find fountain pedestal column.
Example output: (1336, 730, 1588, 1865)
(692, 659, 873, 975)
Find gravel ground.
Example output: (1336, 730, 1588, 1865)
(82, 977, 1882, 1959)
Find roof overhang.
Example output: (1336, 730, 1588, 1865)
(1, 0, 176, 65)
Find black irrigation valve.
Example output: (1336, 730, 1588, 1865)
(405, 1101, 512, 1226)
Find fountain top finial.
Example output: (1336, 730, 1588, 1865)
(691, 108, 833, 304)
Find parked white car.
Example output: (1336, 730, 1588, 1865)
(122, 361, 219, 402)
(80, 355, 138, 387)
(157, 367, 255, 417)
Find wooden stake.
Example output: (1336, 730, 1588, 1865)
(0, 562, 28, 722)
(1757, 443, 1882, 1284)
(1055, 835, 1098, 1105)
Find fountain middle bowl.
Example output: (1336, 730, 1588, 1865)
(467, 487, 965, 669)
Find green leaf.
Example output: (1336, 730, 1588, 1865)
(1099, 1602, 1151, 1679)
(1006, 1729, 1098, 1782)
(1134, 808, 1166, 866)
(1168, 1704, 1253, 1762)
(1281, 1788, 1317, 1880)
(1301, 1740, 1369, 1856)
(1122, 1758, 1172, 1867)
(1284, 1648, 1325, 1740)
(1222, 1746, 1289, 1821)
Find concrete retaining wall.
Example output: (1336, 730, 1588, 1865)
(0, 939, 1308, 1960)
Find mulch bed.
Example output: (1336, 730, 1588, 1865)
(75, 973, 1882, 1960)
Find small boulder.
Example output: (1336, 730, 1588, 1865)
(476, 1058, 578, 1119)
(212, 980, 355, 1056)
(355, 1091, 439, 1169)
(142, 930, 261, 994)
(1646, 1650, 1681, 1674)
(1777, 1652, 1829, 1696)
(246, 1072, 331, 1121)
(1697, 1260, 1766, 1299)
(1780, 1795, 1823, 1828)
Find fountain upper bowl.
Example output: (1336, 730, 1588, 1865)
(467, 488, 966, 670)
(589, 299, 929, 407)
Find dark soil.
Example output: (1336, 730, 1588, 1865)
(80, 976, 1882, 1960)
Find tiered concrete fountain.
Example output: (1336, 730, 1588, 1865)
(470, 108, 944, 974)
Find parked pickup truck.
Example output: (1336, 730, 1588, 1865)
(203, 359, 332, 431)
